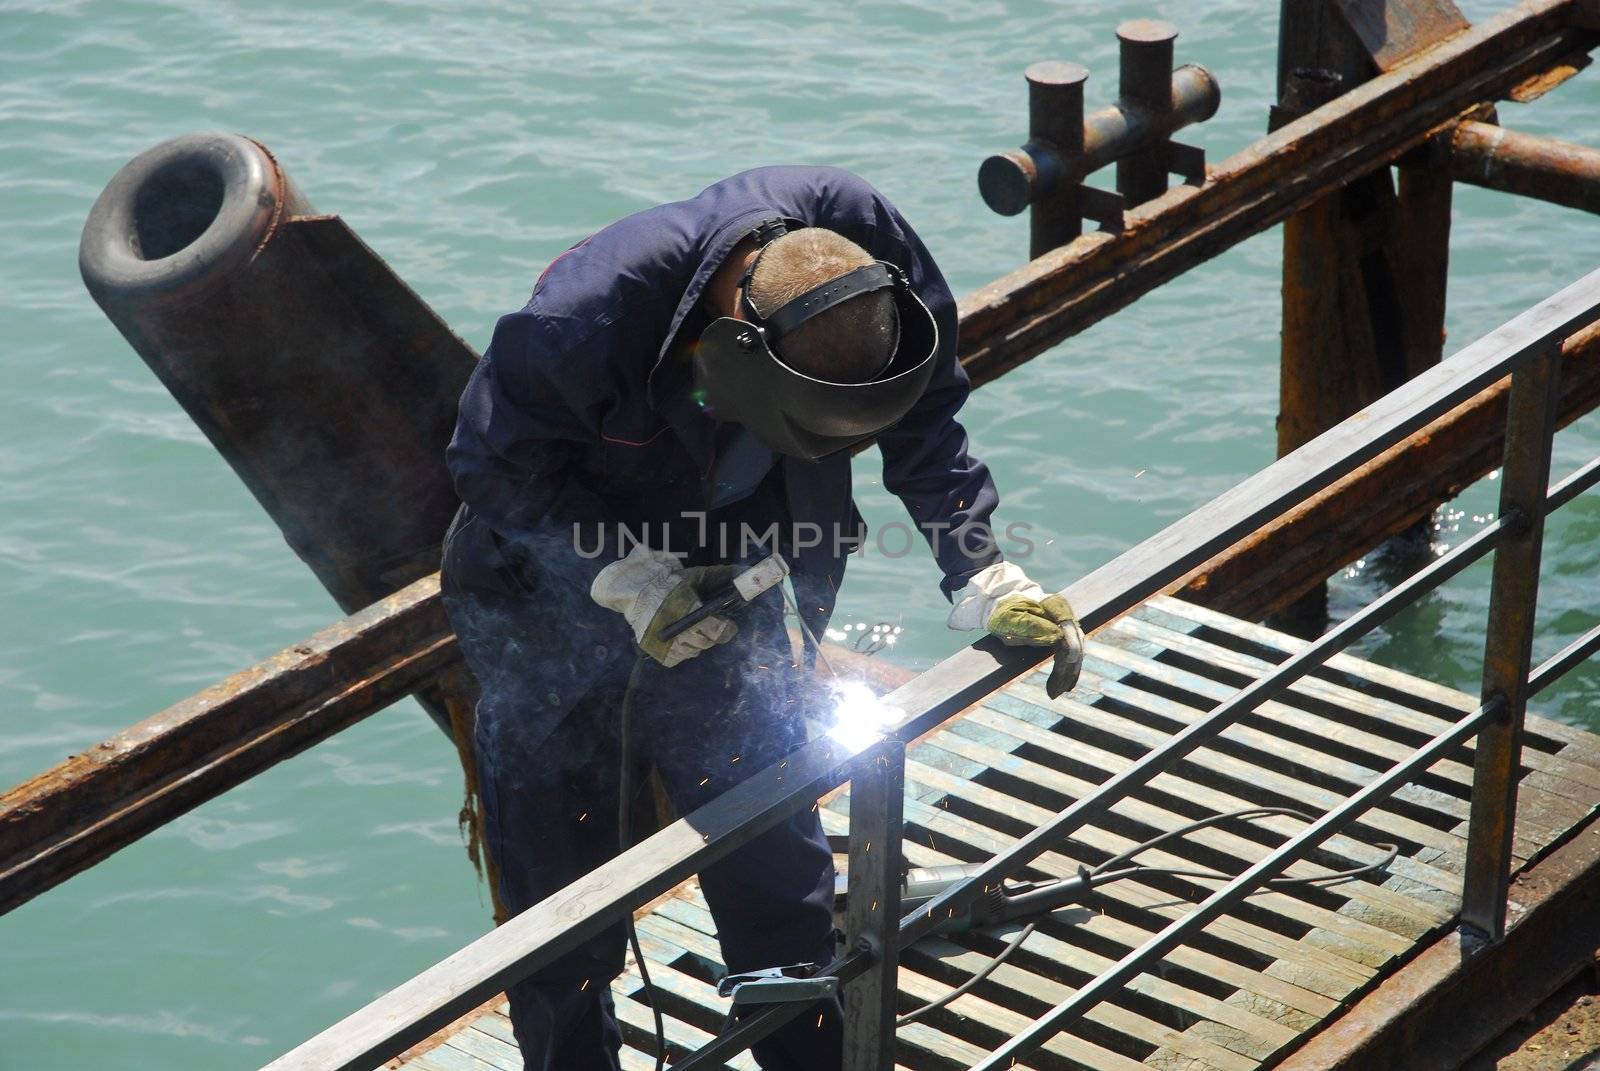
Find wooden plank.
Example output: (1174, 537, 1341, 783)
(1147, 596, 1600, 770)
(924, 715, 1453, 935)
(885, 795, 1382, 990)
(988, 682, 1472, 882)
(442, 1027, 521, 1071)
(990, 674, 1468, 892)
(988, 665, 1471, 888)
(1106, 615, 1600, 854)
(899, 751, 1419, 963)
(821, 803, 1368, 1011)
(1119, 610, 1600, 812)
(1275, 818, 1600, 1071)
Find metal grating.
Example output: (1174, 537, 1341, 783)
(391, 596, 1600, 1071)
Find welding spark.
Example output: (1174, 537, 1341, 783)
(824, 679, 903, 752)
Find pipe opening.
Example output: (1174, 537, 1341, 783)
(131, 157, 227, 261)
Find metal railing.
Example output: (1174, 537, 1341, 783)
(263, 270, 1600, 1071)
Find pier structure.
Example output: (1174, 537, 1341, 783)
(5, 1, 1600, 1068)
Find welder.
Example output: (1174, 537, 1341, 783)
(440, 165, 1078, 1071)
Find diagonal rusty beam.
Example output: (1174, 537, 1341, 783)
(0, 580, 457, 917)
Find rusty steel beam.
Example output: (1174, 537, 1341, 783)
(0, 578, 456, 917)
(1177, 318, 1600, 619)
(0, 600, 893, 916)
(957, 0, 1594, 389)
(1446, 118, 1600, 213)
(1275, 813, 1600, 1071)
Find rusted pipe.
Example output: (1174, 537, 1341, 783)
(979, 63, 1220, 216)
(80, 134, 476, 614)
(79, 133, 481, 737)
(1446, 119, 1600, 214)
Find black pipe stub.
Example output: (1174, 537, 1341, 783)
(979, 150, 1039, 216)
(80, 132, 308, 310)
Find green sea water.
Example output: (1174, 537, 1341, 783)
(2, 2, 1596, 1067)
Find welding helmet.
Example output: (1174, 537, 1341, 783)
(692, 222, 938, 460)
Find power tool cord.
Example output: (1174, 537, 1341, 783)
(620, 653, 667, 1071)
(896, 806, 1400, 1026)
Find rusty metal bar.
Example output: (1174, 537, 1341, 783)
(1462, 345, 1565, 940)
(0, 577, 455, 917)
(1180, 320, 1600, 619)
(842, 738, 905, 1071)
(968, 700, 1500, 1071)
(1447, 119, 1600, 214)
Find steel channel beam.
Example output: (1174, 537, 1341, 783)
(1462, 348, 1565, 939)
(968, 701, 1500, 1071)
(1447, 119, 1600, 214)
(1181, 323, 1600, 620)
(843, 739, 905, 1071)
(896, 511, 1511, 948)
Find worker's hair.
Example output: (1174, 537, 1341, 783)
(745, 228, 897, 383)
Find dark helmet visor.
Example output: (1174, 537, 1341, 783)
(692, 244, 937, 460)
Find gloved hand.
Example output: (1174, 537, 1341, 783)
(948, 561, 1084, 698)
(591, 546, 740, 668)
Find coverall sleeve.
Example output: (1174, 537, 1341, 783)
(865, 201, 1005, 598)
(446, 309, 622, 596)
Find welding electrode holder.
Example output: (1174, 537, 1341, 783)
(658, 553, 791, 642)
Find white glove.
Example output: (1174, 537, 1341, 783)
(591, 545, 737, 667)
(947, 561, 1045, 631)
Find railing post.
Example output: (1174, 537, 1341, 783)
(842, 739, 905, 1071)
(1461, 345, 1564, 939)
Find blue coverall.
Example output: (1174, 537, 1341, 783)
(441, 165, 1001, 1071)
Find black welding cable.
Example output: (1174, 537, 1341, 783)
(896, 920, 1038, 1026)
(895, 806, 1401, 1026)
(620, 653, 667, 1071)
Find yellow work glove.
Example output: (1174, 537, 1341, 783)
(949, 563, 1084, 698)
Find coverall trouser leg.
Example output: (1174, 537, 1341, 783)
(446, 585, 844, 1071)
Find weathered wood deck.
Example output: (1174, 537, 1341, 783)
(387, 596, 1600, 1071)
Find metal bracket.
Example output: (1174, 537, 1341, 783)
(717, 963, 839, 1010)
(1167, 141, 1207, 187)
(1079, 186, 1127, 234)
